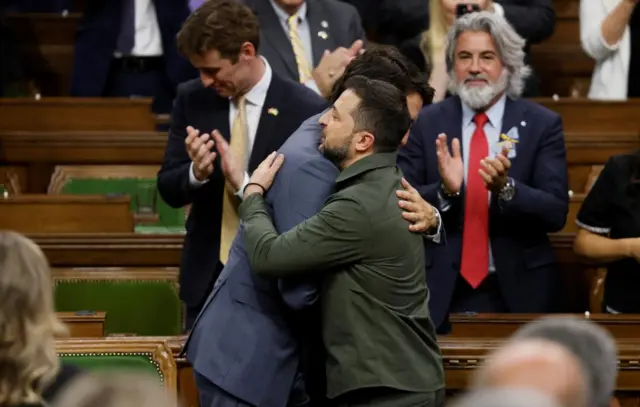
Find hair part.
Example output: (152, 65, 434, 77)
(331, 45, 434, 106)
(445, 11, 531, 98)
(343, 75, 412, 153)
(176, 0, 260, 62)
(0, 231, 67, 406)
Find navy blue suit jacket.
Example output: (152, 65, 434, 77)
(185, 113, 336, 407)
(70, 0, 196, 98)
(397, 96, 569, 328)
(157, 74, 326, 310)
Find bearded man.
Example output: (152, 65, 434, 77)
(398, 11, 569, 334)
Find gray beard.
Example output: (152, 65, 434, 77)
(449, 69, 509, 111)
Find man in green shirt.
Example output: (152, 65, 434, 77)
(239, 75, 444, 407)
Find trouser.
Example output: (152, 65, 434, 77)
(331, 387, 445, 407)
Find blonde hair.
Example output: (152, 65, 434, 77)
(0, 231, 67, 406)
(52, 373, 179, 407)
(420, 0, 450, 66)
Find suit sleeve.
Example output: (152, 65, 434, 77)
(496, 114, 569, 232)
(241, 193, 368, 277)
(496, 0, 555, 44)
(156, 85, 218, 208)
(275, 158, 336, 310)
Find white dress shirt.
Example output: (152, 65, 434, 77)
(114, 0, 163, 57)
(189, 58, 274, 197)
(439, 94, 507, 272)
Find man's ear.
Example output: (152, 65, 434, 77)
(353, 131, 375, 153)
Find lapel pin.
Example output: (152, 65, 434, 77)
(321, 20, 328, 28)
(268, 107, 279, 117)
(520, 121, 526, 127)
(318, 31, 328, 40)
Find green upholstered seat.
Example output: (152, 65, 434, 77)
(54, 274, 182, 336)
(59, 178, 185, 232)
(60, 353, 163, 381)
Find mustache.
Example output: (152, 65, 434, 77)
(463, 74, 489, 83)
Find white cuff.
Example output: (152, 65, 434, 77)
(304, 79, 322, 96)
(189, 162, 209, 187)
(235, 172, 250, 199)
(437, 191, 452, 212)
(491, 2, 504, 16)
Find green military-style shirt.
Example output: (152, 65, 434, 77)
(239, 152, 444, 399)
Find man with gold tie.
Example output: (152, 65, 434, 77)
(243, 0, 367, 98)
(156, 0, 327, 330)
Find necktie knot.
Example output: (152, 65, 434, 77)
(234, 95, 246, 109)
(474, 112, 488, 127)
(287, 15, 299, 28)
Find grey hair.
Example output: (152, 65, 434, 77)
(512, 316, 618, 407)
(450, 388, 562, 407)
(445, 11, 531, 98)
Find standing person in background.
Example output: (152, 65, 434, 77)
(243, 0, 366, 98)
(421, 0, 554, 101)
(401, 12, 568, 333)
(157, 0, 326, 331)
(580, 0, 640, 100)
(70, 0, 197, 113)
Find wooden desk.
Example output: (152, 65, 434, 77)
(0, 195, 134, 233)
(448, 313, 640, 339)
(56, 311, 106, 337)
(0, 98, 155, 132)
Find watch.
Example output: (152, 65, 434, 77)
(498, 177, 516, 201)
(439, 182, 461, 199)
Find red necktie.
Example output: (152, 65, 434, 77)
(460, 113, 489, 288)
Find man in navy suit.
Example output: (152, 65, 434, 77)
(398, 12, 569, 334)
(157, 0, 326, 331)
(70, 0, 197, 113)
(184, 47, 442, 407)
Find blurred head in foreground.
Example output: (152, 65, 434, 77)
(473, 338, 588, 407)
(0, 231, 67, 406)
(53, 372, 179, 407)
(450, 388, 563, 407)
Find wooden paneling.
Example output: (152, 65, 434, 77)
(0, 195, 134, 233)
(448, 313, 640, 339)
(34, 234, 183, 266)
(57, 311, 106, 337)
(0, 98, 155, 132)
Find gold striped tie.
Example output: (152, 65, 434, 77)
(287, 15, 312, 83)
(219, 96, 247, 264)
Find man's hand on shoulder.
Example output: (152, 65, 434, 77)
(243, 152, 285, 199)
(396, 177, 440, 233)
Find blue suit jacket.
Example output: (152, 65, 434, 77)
(185, 113, 337, 407)
(397, 96, 569, 328)
(157, 76, 326, 310)
(70, 0, 196, 99)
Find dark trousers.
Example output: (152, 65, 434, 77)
(194, 370, 254, 407)
(331, 387, 445, 407)
(103, 57, 174, 114)
(437, 274, 507, 335)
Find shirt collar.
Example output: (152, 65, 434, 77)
(461, 93, 507, 127)
(269, 0, 308, 24)
(335, 152, 398, 186)
(236, 56, 272, 107)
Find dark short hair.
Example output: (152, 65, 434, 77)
(331, 45, 434, 106)
(176, 0, 260, 62)
(344, 75, 412, 153)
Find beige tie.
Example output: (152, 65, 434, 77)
(219, 96, 247, 264)
(287, 15, 312, 83)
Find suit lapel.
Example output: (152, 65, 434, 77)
(306, 0, 334, 67)
(247, 76, 284, 172)
(500, 97, 527, 148)
(252, 1, 299, 80)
